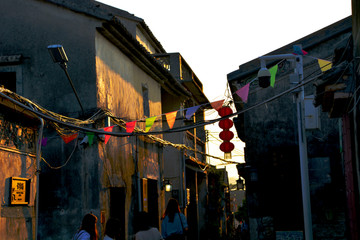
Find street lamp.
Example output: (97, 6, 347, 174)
(47, 44, 84, 116)
(258, 48, 313, 240)
(163, 179, 172, 192)
(236, 178, 245, 190)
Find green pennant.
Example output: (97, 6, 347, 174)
(269, 65, 278, 88)
(145, 116, 157, 132)
(86, 132, 95, 146)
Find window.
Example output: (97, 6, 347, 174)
(0, 55, 23, 94)
(142, 84, 149, 117)
(0, 72, 16, 92)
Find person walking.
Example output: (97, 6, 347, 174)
(161, 198, 188, 240)
(103, 218, 121, 240)
(73, 213, 99, 240)
(134, 211, 163, 240)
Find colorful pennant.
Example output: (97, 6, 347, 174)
(104, 126, 114, 144)
(269, 65, 278, 87)
(145, 116, 157, 132)
(126, 121, 136, 133)
(318, 59, 332, 72)
(293, 45, 308, 55)
(235, 83, 250, 103)
(41, 137, 48, 147)
(87, 132, 95, 145)
(210, 100, 225, 111)
(61, 133, 78, 144)
(166, 111, 177, 129)
(186, 106, 201, 119)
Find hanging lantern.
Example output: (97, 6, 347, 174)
(219, 119, 233, 129)
(218, 106, 233, 117)
(218, 106, 235, 159)
(220, 142, 235, 152)
(219, 130, 234, 141)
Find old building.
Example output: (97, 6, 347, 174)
(0, 89, 40, 239)
(154, 52, 210, 240)
(0, 0, 210, 239)
(228, 16, 352, 239)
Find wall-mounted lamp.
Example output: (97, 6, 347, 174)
(236, 178, 245, 190)
(163, 179, 172, 192)
(47, 44, 84, 116)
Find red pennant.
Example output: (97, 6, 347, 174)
(61, 133, 78, 144)
(126, 121, 136, 133)
(104, 126, 114, 144)
(210, 100, 225, 111)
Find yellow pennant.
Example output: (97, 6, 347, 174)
(318, 59, 332, 72)
(145, 116, 157, 132)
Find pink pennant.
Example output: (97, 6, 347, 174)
(210, 100, 225, 111)
(166, 111, 178, 129)
(104, 126, 114, 144)
(126, 121, 136, 133)
(235, 83, 250, 103)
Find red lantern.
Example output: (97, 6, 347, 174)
(218, 106, 235, 157)
(219, 119, 233, 129)
(219, 130, 234, 141)
(220, 142, 235, 153)
(218, 106, 233, 117)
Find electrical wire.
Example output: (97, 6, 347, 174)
(0, 67, 324, 168)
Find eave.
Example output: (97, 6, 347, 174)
(97, 19, 191, 99)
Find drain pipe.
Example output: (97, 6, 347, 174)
(34, 112, 44, 240)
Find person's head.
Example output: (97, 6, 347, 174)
(164, 198, 180, 221)
(134, 211, 151, 232)
(104, 218, 121, 239)
(80, 213, 98, 240)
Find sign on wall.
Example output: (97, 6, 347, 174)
(10, 177, 30, 205)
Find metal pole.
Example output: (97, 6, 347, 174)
(295, 56, 313, 240)
(60, 63, 85, 116)
(260, 52, 313, 239)
(296, 88, 313, 240)
(35, 112, 44, 240)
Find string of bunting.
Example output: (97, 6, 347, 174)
(0, 87, 238, 167)
(234, 46, 333, 103)
(46, 99, 226, 146)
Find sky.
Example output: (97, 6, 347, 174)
(97, 0, 352, 183)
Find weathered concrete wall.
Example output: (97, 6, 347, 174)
(95, 32, 163, 238)
(228, 18, 352, 239)
(1, 0, 99, 115)
(0, 110, 37, 239)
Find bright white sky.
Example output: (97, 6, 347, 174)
(97, 0, 351, 183)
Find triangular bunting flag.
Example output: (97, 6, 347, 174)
(87, 132, 95, 146)
(235, 83, 250, 103)
(293, 45, 308, 55)
(41, 137, 48, 147)
(269, 65, 278, 87)
(318, 59, 332, 72)
(145, 116, 157, 132)
(61, 133, 78, 144)
(166, 111, 178, 129)
(104, 126, 114, 144)
(186, 106, 200, 119)
(80, 135, 89, 145)
(126, 121, 136, 133)
(210, 100, 225, 111)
